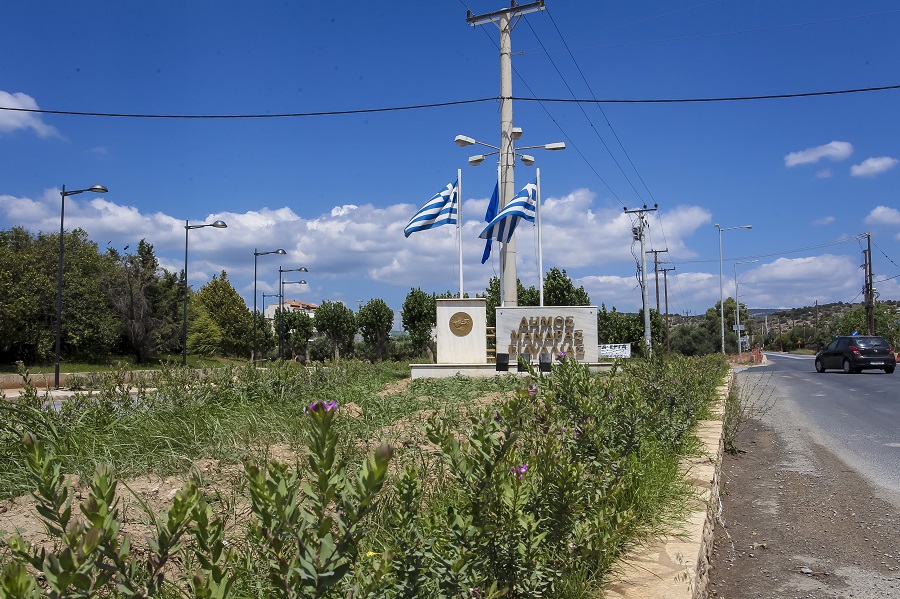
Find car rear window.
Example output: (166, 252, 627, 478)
(855, 337, 889, 348)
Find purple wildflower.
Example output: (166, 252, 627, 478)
(305, 400, 339, 414)
(528, 383, 538, 397)
(511, 463, 529, 479)
(556, 350, 567, 361)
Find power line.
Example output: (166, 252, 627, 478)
(523, 13, 645, 204)
(513, 84, 900, 104)
(0, 98, 496, 119)
(3, 84, 898, 121)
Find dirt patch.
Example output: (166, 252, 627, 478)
(377, 378, 410, 398)
(708, 420, 900, 598)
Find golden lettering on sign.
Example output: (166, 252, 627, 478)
(449, 312, 473, 337)
(507, 312, 588, 360)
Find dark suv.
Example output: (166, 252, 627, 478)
(815, 336, 896, 374)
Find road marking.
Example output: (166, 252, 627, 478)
(886, 443, 900, 448)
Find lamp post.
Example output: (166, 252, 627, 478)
(278, 266, 308, 359)
(182, 219, 227, 366)
(253, 248, 286, 365)
(55, 184, 108, 388)
(733, 259, 758, 362)
(280, 279, 308, 360)
(455, 132, 564, 306)
(715, 224, 752, 355)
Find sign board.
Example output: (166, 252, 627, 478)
(598, 343, 631, 359)
(732, 324, 745, 331)
(495, 306, 598, 363)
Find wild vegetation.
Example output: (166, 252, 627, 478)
(0, 354, 727, 598)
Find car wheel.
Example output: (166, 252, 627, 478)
(886, 366, 895, 374)
(842, 359, 853, 374)
(815, 358, 825, 373)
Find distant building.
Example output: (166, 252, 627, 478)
(264, 300, 318, 320)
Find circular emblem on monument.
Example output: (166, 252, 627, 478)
(449, 311, 473, 337)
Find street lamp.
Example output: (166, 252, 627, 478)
(455, 131, 565, 306)
(715, 223, 752, 355)
(253, 248, 286, 365)
(734, 259, 758, 362)
(55, 184, 108, 389)
(280, 279, 308, 360)
(182, 219, 227, 366)
(278, 266, 308, 359)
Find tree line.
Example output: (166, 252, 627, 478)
(17, 223, 859, 367)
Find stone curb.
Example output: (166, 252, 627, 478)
(603, 370, 732, 599)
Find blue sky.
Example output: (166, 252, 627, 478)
(2, 0, 900, 320)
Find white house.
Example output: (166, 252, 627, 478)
(264, 300, 318, 320)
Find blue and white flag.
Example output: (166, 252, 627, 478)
(481, 182, 499, 264)
(478, 179, 537, 243)
(403, 179, 458, 238)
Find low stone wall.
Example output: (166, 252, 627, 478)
(603, 371, 731, 599)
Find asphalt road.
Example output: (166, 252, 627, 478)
(757, 352, 900, 499)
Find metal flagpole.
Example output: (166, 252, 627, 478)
(497, 164, 504, 308)
(458, 168, 463, 297)
(537, 168, 544, 306)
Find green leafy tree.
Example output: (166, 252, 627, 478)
(252, 311, 277, 361)
(187, 296, 224, 356)
(194, 270, 252, 357)
(358, 298, 394, 361)
(314, 301, 357, 361)
(0, 227, 120, 363)
(276, 309, 317, 360)
(542, 267, 590, 306)
(401, 288, 436, 361)
(703, 297, 750, 354)
(829, 303, 900, 347)
(106, 240, 180, 363)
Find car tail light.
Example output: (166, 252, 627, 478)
(850, 346, 860, 355)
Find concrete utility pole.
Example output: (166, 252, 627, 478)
(467, 0, 545, 306)
(625, 204, 658, 356)
(864, 232, 875, 335)
(649, 249, 668, 313)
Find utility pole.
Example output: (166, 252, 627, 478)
(649, 248, 668, 313)
(625, 204, 658, 355)
(661, 266, 675, 352)
(467, 0, 545, 306)
(864, 232, 875, 335)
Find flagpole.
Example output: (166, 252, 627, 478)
(457, 168, 463, 298)
(497, 164, 504, 307)
(537, 168, 544, 306)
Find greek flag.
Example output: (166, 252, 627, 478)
(481, 182, 499, 264)
(478, 179, 537, 243)
(403, 179, 458, 237)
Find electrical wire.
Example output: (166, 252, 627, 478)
(523, 13, 645, 204)
(3, 85, 898, 121)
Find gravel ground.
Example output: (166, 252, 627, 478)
(706, 377, 900, 598)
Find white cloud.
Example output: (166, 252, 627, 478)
(864, 205, 900, 226)
(850, 156, 898, 177)
(815, 169, 832, 179)
(784, 141, 852, 167)
(812, 216, 835, 226)
(0, 91, 59, 138)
